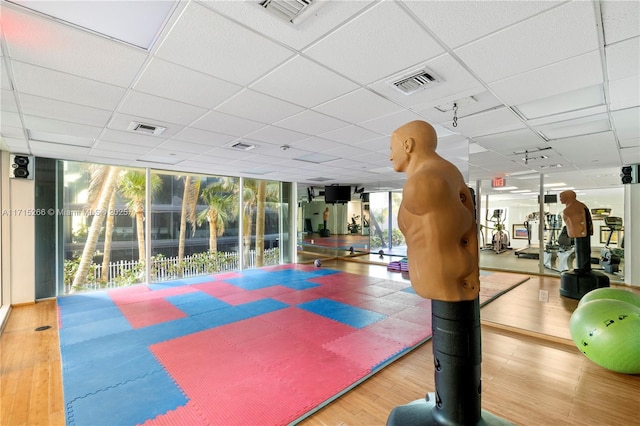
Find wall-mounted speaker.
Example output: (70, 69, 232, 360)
(9, 154, 34, 179)
(621, 164, 639, 184)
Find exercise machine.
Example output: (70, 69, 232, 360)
(514, 211, 541, 259)
(599, 216, 623, 274)
(543, 214, 575, 272)
(482, 209, 510, 254)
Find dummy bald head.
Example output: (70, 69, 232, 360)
(393, 120, 438, 153)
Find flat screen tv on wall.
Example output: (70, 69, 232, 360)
(324, 185, 351, 204)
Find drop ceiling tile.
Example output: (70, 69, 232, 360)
(620, 146, 640, 164)
(1, 60, 12, 90)
(118, 91, 208, 126)
(1, 111, 22, 128)
(606, 38, 640, 81)
(11, 62, 126, 110)
(170, 127, 235, 148)
(319, 125, 382, 144)
(191, 110, 266, 136)
(620, 137, 639, 150)
(455, 1, 599, 83)
(440, 107, 526, 138)
(1, 136, 29, 152)
(275, 110, 349, 135)
(405, 0, 563, 49)
(0, 125, 24, 140)
(100, 128, 167, 148)
(1, 89, 18, 111)
(134, 58, 242, 109)
(155, 2, 294, 85)
(314, 88, 402, 123)
(414, 90, 503, 124)
(215, 89, 304, 124)
(287, 136, 345, 152)
(549, 131, 619, 161)
(516, 85, 605, 121)
(28, 130, 95, 147)
(139, 148, 192, 164)
(473, 128, 546, 156)
(489, 51, 604, 107)
(1, 5, 147, 87)
(29, 140, 91, 156)
(92, 140, 154, 155)
(23, 115, 102, 140)
(18, 93, 112, 127)
(358, 110, 433, 136)
(601, 0, 640, 45)
(538, 114, 611, 140)
(251, 56, 359, 108)
(244, 125, 310, 145)
(304, 1, 444, 85)
(86, 149, 141, 162)
(608, 75, 640, 111)
(612, 107, 640, 140)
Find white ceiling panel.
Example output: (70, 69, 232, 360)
(1, 110, 22, 128)
(606, 38, 639, 81)
(275, 110, 350, 135)
(318, 125, 382, 145)
(601, 0, 640, 44)
(608, 75, 640, 111)
(620, 138, 639, 150)
(473, 128, 548, 156)
(11, 62, 126, 110)
(1, 89, 18, 111)
(215, 89, 304, 124)
(29, 140, 90, 156)
(92, 140, 154, 156)
(441, 107, 526, 138)
(133, 58, 242, 109)
(455, 1, 599, 83)
(537, 114, 611, 140)
(304, 1, 444, 85)
(250, 56, 359, 108)
(118, 91, 207, 126)
(490, 51, 604, 107)
(314, 89, 402, 124)
(549, 131, 619, 161)
(23, 115, 102, 140)
(1, 60, 12, 90)
(1, 4, 147, 87)
(170, 127, 235, 147)
(358, 109, 432, 136)
(620, 146, 640, 164)
(244, 125, 309, 145)
(191, 110, 265, 137)
(1, 136, 29, 152)
(155, 2, 294, 85)
(612, 107, 640, 140)
(18, 93, 112, 127)
(405, 0, 563, 49)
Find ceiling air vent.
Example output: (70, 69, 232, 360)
(259, 0, 318, 24)
(128, 121, 166, 136)
(228, 141, 256, 151)
(391, 69, 440, 95)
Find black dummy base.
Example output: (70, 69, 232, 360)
(560, 235, 609, 300)
(387, 300, 511, 426)
(386, 393, 513, 426)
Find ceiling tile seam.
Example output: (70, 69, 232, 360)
(593, 0, 623, 163)
(1, 38, 32, 151)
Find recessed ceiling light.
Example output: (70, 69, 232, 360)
(543, 182, 566, 187)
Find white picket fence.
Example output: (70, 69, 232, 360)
(77, 248, 278, 291)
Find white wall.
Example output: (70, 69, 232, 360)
(0, 150, 36, 305)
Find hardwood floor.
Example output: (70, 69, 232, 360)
(1, 260, 639, 426)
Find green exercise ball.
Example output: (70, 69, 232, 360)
(570, 299, 640, 374)
(579, 287, 640, 309)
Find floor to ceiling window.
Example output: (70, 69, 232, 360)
(55, 160, 289, 294)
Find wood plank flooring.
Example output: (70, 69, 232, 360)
(1, 260, 639, 426)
